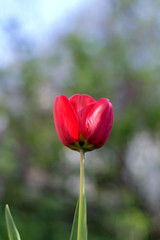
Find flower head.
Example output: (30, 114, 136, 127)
(53, 94, 113, 152)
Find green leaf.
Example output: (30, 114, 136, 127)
(70, 194, 88, 240)
(5, 205, 21, 240)
(70, 200, 79, 240)
(83, 195, 87, 240)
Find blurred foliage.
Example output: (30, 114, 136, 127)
(0, 0, 160, 240)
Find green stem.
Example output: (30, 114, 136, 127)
(77, 149, 85, 240)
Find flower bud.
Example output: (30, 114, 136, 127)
(53, 94, 113, 152)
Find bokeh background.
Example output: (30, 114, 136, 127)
(0, 0, 160, 239)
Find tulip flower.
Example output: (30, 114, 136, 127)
(53, 94, 113, 240)
(54, 94, 113, 152)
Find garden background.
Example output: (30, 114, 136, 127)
(0, 1, 160, 239)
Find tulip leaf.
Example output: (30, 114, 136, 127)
(5, 205, 21, 240)
(70, 194, 88, 240)
(70, 200, 79, 240)
(80, 193, 87, 240)
(83, 194, 87, 240)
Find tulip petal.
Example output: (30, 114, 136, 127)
(69, 94, 96, 135)
(54, 95, 79, 147)
(84, 98, 113, 148)
(69, 94, 96, 113)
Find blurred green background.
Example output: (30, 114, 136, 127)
(0, 1, 160, 240)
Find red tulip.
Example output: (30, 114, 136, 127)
(53, 94, 113, 152)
